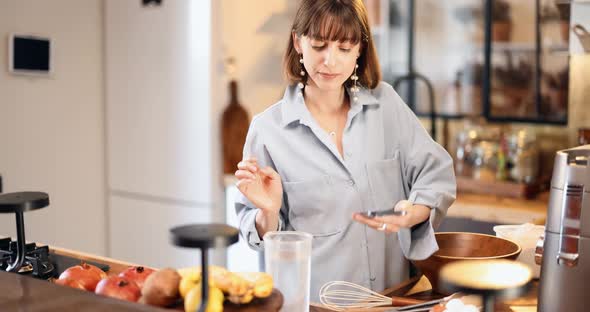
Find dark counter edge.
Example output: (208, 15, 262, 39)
(0, 270, 169, 312)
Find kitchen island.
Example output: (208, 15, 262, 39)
(0, 244, 283, 312)
(0, 244, 539, 312)
(0, 245, 163, 312)
(0, 270, 168, 312)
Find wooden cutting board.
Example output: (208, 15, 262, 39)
(221, 80, 250, 174)
(223, 289, 283, 312)
(167, 289, 283, 311)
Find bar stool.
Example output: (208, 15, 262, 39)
(0, 192, 50, 272)
(170, 223, 239, 312)
(439, 259, 532, 312)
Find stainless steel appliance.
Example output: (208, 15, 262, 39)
(536, 145, 590, 311)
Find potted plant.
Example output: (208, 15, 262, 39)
(454, 63, 483, 115)
(493, 59, 534, 116)
(492, 0, 512, 42)
(541, 68, 569, 118)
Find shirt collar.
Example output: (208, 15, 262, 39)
(280, 84, 379, 127)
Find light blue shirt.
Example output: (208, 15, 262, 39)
(235, 82, 456, 302)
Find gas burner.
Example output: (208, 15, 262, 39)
(0, 237, 55, 279)
(0, 237, 110, 280)
(0, 192, 53, 278)
(0, 192, 110, 280)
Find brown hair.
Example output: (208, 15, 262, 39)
(283, 0, 382, 89)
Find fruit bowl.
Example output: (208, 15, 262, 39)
(411, 232, 521, 294)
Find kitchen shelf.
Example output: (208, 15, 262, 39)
(369, 0, 571, 129)
(489, 42, 568, 53)
(555, 0, 590, 4)
(449, 192, 548, 225)
(483, 0, 570, 125)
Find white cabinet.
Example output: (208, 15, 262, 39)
(109, 195, 215, 269)
(104, 0, 222, 268)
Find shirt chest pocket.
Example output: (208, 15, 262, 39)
(283, 176, 354, 237)
(366, 153, 406, 212)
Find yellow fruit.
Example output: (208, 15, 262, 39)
(236, 272, 273, 298)
(214, 271, 251, 298)
(179, 275, 201, 299)
(177, 266, 274, 308)
(177, 267, 202, 281)
(178, 266, 227, 298)
(178, 266, 228, 280)
(178, 266, 229, 289)
(227, 289, 254, 305)
(184, 286, 224, 312)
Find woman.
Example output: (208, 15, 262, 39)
(235, 0, 456, 301)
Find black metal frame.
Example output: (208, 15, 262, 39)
(482, 0, 569, 125)
(391, 0, 568, 126)
(391, 0, 465, 141)
(392, 0, 438, 139)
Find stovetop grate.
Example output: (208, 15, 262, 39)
(0, 237, 109, 280)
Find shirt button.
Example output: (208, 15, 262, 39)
(348, 179, 355, 186)
(370, 276, 376, 282)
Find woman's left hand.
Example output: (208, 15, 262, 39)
(352, 200, 431, 233)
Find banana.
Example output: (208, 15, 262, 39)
(235, 272, 273, 298)
(184, 285, 224, 312)
(177, 266, 274, 305)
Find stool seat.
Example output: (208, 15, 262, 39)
(439, 260, 532, 312)
(170, 223, 239, 249)
(0, 192, 50, 213)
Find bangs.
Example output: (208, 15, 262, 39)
(305, 5, 364, 44)
(285, 0, 382, 89)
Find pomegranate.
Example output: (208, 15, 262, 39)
(58, 263, 107, 291)
(118, 266, 155, 289)
(95, 276, 141, 302)
(54, 277, 86, 290)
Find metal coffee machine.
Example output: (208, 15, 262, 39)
(536, 145, 590, 311)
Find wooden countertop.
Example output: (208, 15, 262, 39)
(51, 245, 148, 276)
(1, 244, 282, 312)
(449, 192, 549, 225)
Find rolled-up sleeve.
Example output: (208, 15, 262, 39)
(235, 118, 286, 251)
(391, 93, 457, 260)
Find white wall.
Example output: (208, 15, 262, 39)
(217, 0, 296, 272)
(220, 0, 295, 116)
(571, 1, 590, 55)
(0, 0, 233, 269)
(105, 0, 224, 269)
(568, 1, 590, 140)
(0, 0, 107, 255)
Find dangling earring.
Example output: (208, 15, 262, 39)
(350, 63, 359, 102)
(297, 55, 305, 94)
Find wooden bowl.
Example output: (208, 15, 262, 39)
(411, 232, 521, 294)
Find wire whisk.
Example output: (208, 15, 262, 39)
(319, 280, 393, 310)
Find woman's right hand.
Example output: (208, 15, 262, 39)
(235, 157, 283, 215)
